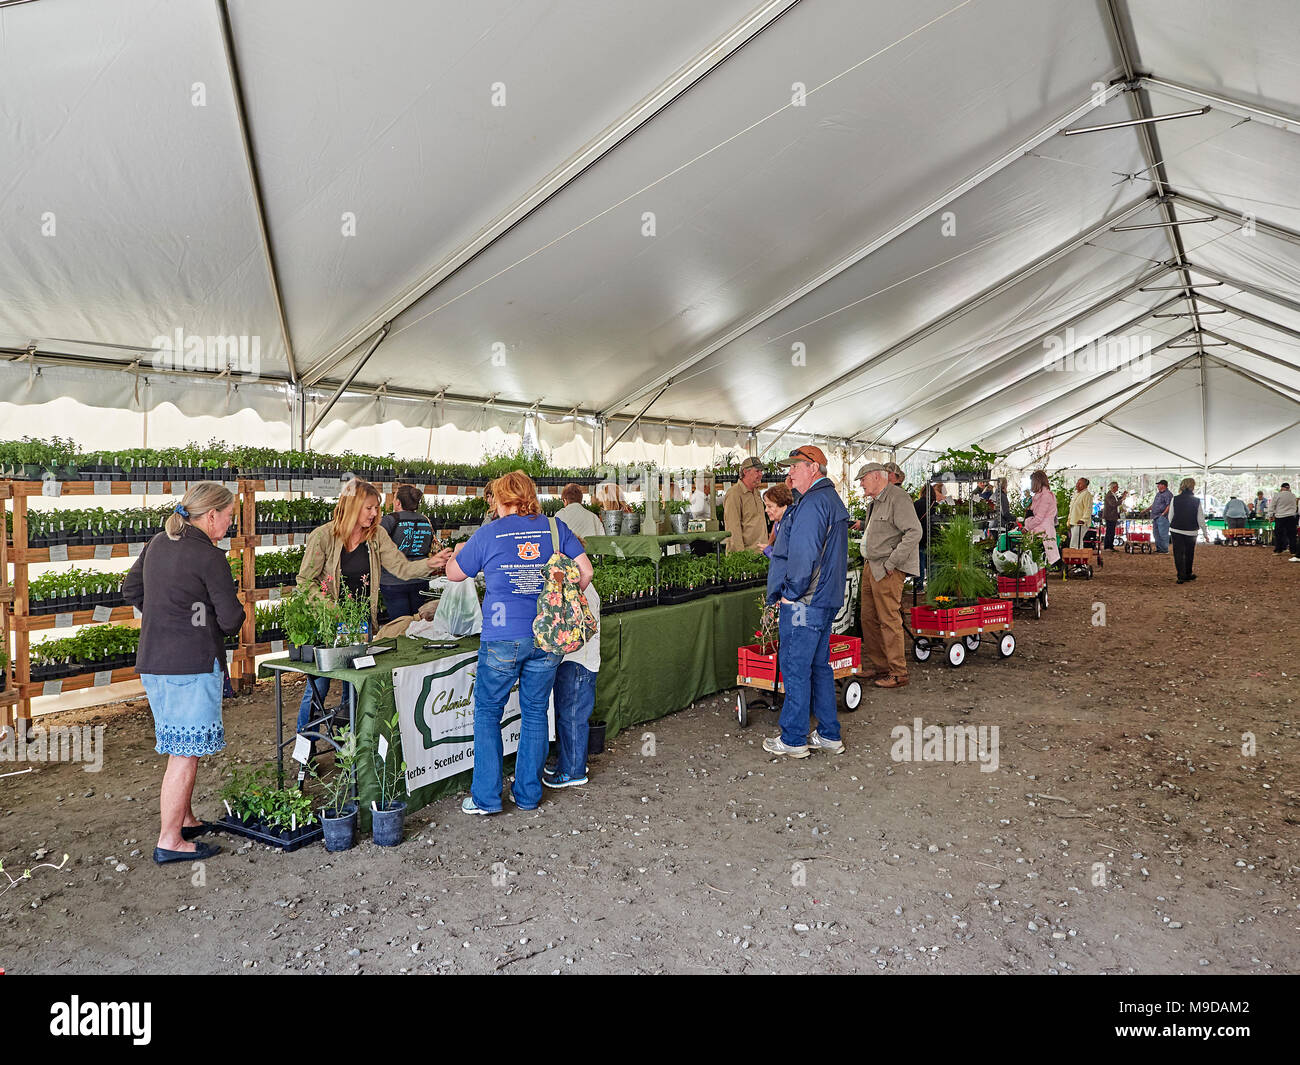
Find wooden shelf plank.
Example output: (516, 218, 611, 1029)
(21, 667, 141, 698)
(13, 606, 139, 631)
(13, 537, 245, 563)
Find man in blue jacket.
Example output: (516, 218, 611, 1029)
(762, 445, 850, 759)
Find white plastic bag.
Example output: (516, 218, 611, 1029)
(1019, 554, 1039, 576)
(426, 579, 482, 637)
(991, 548, 1020, 575)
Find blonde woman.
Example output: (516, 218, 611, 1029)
(295, 479, 452, 729)
(124, 482, 245, 865)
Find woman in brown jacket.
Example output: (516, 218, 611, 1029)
(294, 479, 451, 730)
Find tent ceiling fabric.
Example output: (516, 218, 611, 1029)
(1, 0, 1297, 470)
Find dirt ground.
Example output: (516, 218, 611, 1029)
(2, 541, 1297, 974)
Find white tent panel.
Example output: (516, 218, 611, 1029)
(227, 0, 765, 364)
(1128, 0, 1300, 120)
(0, 0, 287, 373)
(635, 104, 1160, 438)
(349, 0, 1119, 413)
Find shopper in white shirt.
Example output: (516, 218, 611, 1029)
(545, 577, 600, 789)
(556, 483, 605, 540)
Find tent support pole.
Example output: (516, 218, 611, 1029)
(1185, 264, 1300, 319)
(1099, 420, 1203, 467)
(753, 197, 1155, 432)
(300, 0, 802, 388)
(216, 0, 299, 384)
(1196, 295, 1300, 345)
(887, 296, 1184, 448)
(305, 325, 390, 440)
(852, 269, 1175, 445)
(1201, 330, 1300, 389)
(758, 402, 814, 459)
(1002, 352, 1199, 458)
(1143, 77, 1300, 135)
(1203, 354, 1300, 405)
(605, 385, 670, 454)
(1172, 194, 1300, 249)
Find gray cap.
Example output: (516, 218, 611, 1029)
(883, 461, 904, 477)
(855, 461, 887, 479)
(738, 456, 764, 473)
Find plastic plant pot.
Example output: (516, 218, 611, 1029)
(371, 801, 406, 847)
(320, 803, 358, 852)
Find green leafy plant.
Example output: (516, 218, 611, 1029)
(315, 727, 358, 815)
(753, 595, 779, 652)
(372, 709, 407, 809)
(925, 514, 995, 604)
(931, 445, 1000, 476)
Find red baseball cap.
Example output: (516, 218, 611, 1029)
(777, 445, 828, 467)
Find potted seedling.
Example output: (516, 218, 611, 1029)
(665, 498, 690, 534)
(283, 584, 322, 663)
(370, 710, 407, 847)
(315, 727, 359, 851)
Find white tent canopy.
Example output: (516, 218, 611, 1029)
(2, 0, 1298, 470)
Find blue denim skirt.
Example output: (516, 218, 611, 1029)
(141, 659, 226, 757)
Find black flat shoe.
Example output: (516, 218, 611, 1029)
(180, 822, 214, 842)
(153, 841, 222, 864)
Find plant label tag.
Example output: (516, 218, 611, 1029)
(261, 534, 274, 547)
(291, 479, 305, 492)
(225, 481, 238, 492)
(41, 479, 62, 497)
(218, 538, 231, 551)
(268, 588, 281, 602)
(148, 481, 165, 494)
(291, 813, 296, 832)
(92, 605, 112, 623)
(270, 640, 284, 654)
(93, 670, 112, 687)
(377, 735, 389, 762)
(131, 481, 146, 494)
(42, 680, 63, 697)
(49, 544, 69, 562)
(276, 534, 291, 547)
(93, 480, 111, 496)
(225, 649, 234, 665)
(127, 541, 144, 556)
(54, 612, 75, 628)
(224, 799, 233, 817)
(291, 735, 312, 764)
(352, 655, 376, 670)
(93, 544, 113, 560)
(133, 606, 143, 620)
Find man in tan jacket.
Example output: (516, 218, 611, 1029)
(723, 456, 768, 553)
(857, 462, 922, 688)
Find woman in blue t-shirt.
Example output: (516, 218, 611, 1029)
(445, 470, 593, 814)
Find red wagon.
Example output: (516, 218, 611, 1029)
(908, 597, 1016, 668)
(735, 634, 863, 727)
(996, 567, 1049, 618)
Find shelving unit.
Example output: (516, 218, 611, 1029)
(1, 478, 243, 727)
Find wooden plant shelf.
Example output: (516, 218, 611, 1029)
(20, 666, 141, 699)
(13, 606, 139, 631)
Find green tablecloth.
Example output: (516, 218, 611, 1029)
(1206, 518, 1269, 529)
(582, 531, 730, 559)
(258, 585, 763, 825)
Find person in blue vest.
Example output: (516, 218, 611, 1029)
(762, 445, 849, 759)
(1169, 477, 1210, 584)
(378, 484, 436, 620)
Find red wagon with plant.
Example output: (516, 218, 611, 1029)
(733, 601, 863, 726)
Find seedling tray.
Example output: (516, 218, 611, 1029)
(217, 814, 323, 852)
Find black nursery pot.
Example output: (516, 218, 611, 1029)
(588, 722, 606, 755)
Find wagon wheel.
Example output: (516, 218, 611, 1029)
(1033, 595, 1042, 619)
(913, 637, 932, 662)
(997, 632, 1016, 658)
(841, 678, 863, 713)
(1082, 564, 1093, 579)
(947, 641, 965, 668)
(1040, 587, 1049, 611)
(1124, 543, 1132, 553)
(963, 633, 981, 652)
(736, 691, 749, 728)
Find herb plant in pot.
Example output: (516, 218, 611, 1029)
(370, 710, 407, 847)
(925, 515, 995, 606)
(283, 584, 323, 663)
(315, 727, 359, 852)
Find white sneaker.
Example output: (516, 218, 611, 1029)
(808, 730, 845, 754)
(762, 736, 809, 759)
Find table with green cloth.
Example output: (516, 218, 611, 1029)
(581, 531, 731, 559)
(258, 585, 763, 828)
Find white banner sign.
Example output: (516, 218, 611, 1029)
(393, 651, 554, 793)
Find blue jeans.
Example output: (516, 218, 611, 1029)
(777, 603, 839, 748)
(1153, 515, 1170, 552)
(472, 639, 562, 811)
(553, 662, 597, 777)
(381, 582, 425, 621)
(296, 676, 354, 733)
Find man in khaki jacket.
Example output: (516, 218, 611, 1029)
(857, 462, 922, 688)
(723, 456, 768, 553)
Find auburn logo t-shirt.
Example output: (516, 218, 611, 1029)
(455, 514, 584, 642)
